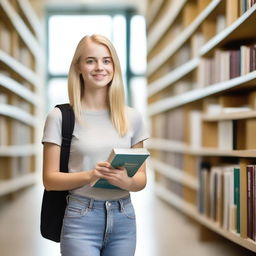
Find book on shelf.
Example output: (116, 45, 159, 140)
(198, 164, 241, 233)
(90, 148, 150, 189)
(234, 167, 240, 233)
(246, 165, 255, 240)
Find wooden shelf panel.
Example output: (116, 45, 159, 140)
(147, 0, 221, 76)
(0, 103, 38, 126)
(0, 50, 38, 85)
(150, 158, 198, 190)
(0, 172, 37, 196)
(147, 138, 256, 158)
(146, 138, 186, 153)
(148, 5, 256, 96)
(0, 74, 38, 104)
(147, 0, 187, 52)
(148, 58, 199, 97)
(200, 4, 256, 56)
(155, 184, 256, 252)
(202, 110, 256, 121)
(0, 144, 39, 156)
(0, 0, 42, 59)
(16, 0, 43, 42)
(146, 0, 165, 28)
(148, 71, 256, 116)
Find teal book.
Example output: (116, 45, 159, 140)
(234, 167, 240, 233)
(90, 148, 150, 189)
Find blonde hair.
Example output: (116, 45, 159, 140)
(68, 34, 128, 136)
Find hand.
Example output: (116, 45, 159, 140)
(99, 166, 134, 191)
(91, 162, 112, 181)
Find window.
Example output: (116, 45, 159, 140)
(46, 7, 146, 112)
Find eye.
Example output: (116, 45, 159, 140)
(103, 59, 112, 64)
(86, 58, 95, 64)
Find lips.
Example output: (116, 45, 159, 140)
(92, 74, 106, 80)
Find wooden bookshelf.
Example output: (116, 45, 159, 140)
(146, 0, 256, 252)
(155, 184, 256, 252)
(0, 0, 43, 196)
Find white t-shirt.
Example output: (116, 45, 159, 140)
(42, 106, 149, 200)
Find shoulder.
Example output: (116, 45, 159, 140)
(46, 107, 62, 122)
(125, 106, 141, 119)
(125, 106, 144, 126)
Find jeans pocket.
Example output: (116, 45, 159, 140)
(64, 203, 88, 218)
(122, 203, 136, 220)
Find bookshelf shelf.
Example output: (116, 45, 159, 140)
(0, 0, 43, 197)
(0, 0, 41, 58)
(148, 58, 199, 96)
(202, 110, 256, 121)
(16, 0, 43, 41)
(0, 51, 38, 85)
(147, 0, 221, 76)
(155, 184, 256, 252)
(147, 0, 187, 52)
(200, 4, 256, 57)
(0, 172, 37, 197)
(0, 74, 38, 104)
(0, 104, 38, 126)
(148, 0, 256, 251)
(146, 0, 165, 28)
(150, 158, 198, 190)
(148, 71, 256, 116)
(0, 144, 38, 157)
(147, 138, 256, 158)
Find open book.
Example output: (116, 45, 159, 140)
(90, 148, 150, 189)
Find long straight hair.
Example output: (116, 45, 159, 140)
(67, 34, 128, 136)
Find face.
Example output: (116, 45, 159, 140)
(78, 41, 114, 89)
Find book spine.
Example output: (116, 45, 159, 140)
(234, 167, 240, 233)
(247, 165, 254, 239)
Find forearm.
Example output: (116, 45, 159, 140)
(43, 170, 93, 191)
(127, 171, 147, 192)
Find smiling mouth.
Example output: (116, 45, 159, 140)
(93, 74, 106, 79)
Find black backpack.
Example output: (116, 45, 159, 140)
(40, 104, 75, 242)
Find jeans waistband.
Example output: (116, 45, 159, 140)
(67, 194, 131, 210)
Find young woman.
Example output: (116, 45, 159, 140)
(42, 34, 149, 256)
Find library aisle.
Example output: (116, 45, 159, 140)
(0, 169, 254, 256)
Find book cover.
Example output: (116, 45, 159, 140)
(90, 148, 150, 189)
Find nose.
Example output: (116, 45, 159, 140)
(95, 61, 104, 70)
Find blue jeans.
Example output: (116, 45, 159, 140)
(60, 194, 136, 256)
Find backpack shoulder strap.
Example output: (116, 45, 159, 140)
(55, 103, 75, 173)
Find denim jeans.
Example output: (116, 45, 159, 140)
(60, 194, 136, 256)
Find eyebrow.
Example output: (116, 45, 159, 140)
(86, 56, 112, 59)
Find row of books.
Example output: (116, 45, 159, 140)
(198, 163, 256, 241)
(189, 110, 256, 150)
(153, 108, 185, 142)
(198, 43, 256, 87)
(240, 0, 256, 14)
(0, 24, 34, 69)
(0, 156, 32, 180)
(153, 105, 256, 151)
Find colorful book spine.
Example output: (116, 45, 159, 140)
(234, 167, 240, 233)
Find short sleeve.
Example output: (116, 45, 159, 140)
(128, 107, 150, 146)
(42, 107, 62, 146)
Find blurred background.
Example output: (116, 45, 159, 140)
(0, 0, 256, 255)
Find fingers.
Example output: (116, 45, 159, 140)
(97, 162, 111, 168)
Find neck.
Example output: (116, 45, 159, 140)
(81, 88, 108, 111)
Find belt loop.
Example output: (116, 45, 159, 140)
(118, 199, 124, 212)
(66, 194, 70, 204)
(88, 198, 94, 209)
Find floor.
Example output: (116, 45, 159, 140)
(0, 170, 255, 256)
